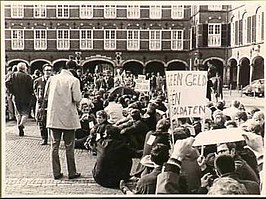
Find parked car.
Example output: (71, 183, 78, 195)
(242, 79, 264, 97)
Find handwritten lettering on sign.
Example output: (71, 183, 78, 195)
(135, 78, 150, 92)
(166, 71, 207, 119)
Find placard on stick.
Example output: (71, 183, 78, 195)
(165, 71, 208, 144)
(135, 75, 150, 92)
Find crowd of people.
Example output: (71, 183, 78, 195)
(4, 60, 265, 195)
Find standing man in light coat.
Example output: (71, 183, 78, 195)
(45, 59, 82, 180)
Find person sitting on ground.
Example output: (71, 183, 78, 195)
(177, 117, 196, 137)
(234, 139, 260, 180)
(192, 117, 202, 136)
(75, 102, 96, 149)
(252, 111, 264, 138)
(247, 107, 260, 119)
(211, 154, 260, 194)
(142, 102, 160, 131)
(216, 100, 226, 111)
(133, 118, 171, 178)
(85, 110, 111, 155)
(207, 177, 248, 195)
(156, 137, 195, 194)
(173, 127, 201, 194)
(211, 110, 226, 129)
(216, 142, 260, 184)
(153, 95, 167, 112)
(120, 108, 149, 153)
(120, 143, 171, 194)
(92, 125, 141, 188)
(104, 94, 124, 124)
(242, 131, 264, 193)
(222, 100, 241, 121)
(233, 111, 248, 127)
(224, 120, 238, 128)
(114, 101, 142, 130)
(91, 91, 104, 115)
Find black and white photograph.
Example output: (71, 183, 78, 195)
(1, 1, 265, 197)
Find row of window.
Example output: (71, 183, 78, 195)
(10, 23, 228, 50)
(11, 29, 184, 50)
(11, 4, 185, 19)
(231, 12, 264, 46)
(10, 5, 225, 19)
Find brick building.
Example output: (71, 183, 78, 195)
(3, 1, 265, 88)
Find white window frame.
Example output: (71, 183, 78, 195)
(171, 30, 183, 50)
(190, 28, 193, 50)
(149, 30, 161, 50)
(34, 29, 47, 50)
(11, 4, 24, 18)
(127, 5, 140, 18)
(127, 30, 140, 50)
(104, 5, 116, 18)
(243, 14, 248, 45)
(171, 5, 184, 19)
(80, 4, 93, 19)
(150, 5, 161, 19)
(80, 29, 93, 50)
(57, 30, 70, 50)
(34, 5, 46, 18)
(208, 5, 222, 11)
(57, 5, 69, 18)
(208, 23, 221, 47)
(256, 10, 262, 42)
(104, 30, 116, 50)
(231, 21, 235, 47)
(11, 29, 24, 50)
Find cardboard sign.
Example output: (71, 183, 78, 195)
(138, 75, 146, 81)
(166, 71, 207, 119)
(134, 79, 150, 92)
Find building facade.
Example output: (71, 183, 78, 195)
(3, 1, 265, 88)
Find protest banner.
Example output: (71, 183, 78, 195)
(166, 71, 207, 146)
(134, 76, 150, 92)
(166, 71, 207, 119)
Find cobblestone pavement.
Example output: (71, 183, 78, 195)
(3, 120, 123, 197)
(2, 90, 264, 197)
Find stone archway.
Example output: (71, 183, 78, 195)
(7, 60, 29, 71)
(228, 59, 238, 89)
(145, 61, 165, 77)
(166, 61, 187, 71)
(123, 61, 144, 76)
(205, 59, 224, 79)
(30, 60, 50, 75)
(252, 56, 264, 81)
(82, 60, 114, 75)
(53, 60, 67, 73)
(239, 57, 250, 88)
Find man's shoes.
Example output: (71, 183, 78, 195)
(40, 140, 48, 145)
(18, 125, 24, 136)
(68, 173, 81, 179)
(54, 173, 63, 180)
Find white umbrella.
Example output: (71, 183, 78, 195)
(193, 128, 246, 147)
